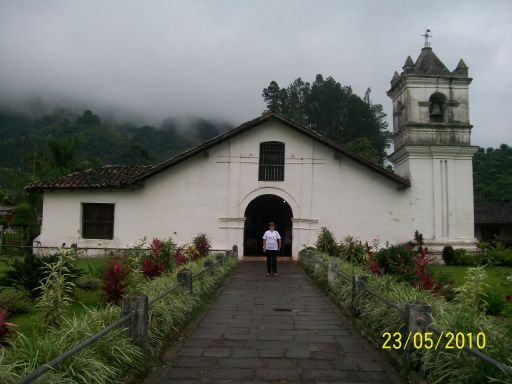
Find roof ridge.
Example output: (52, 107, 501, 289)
(26, 113, 410, 191)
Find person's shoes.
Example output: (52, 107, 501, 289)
(273, 273, 278, 276)
(266, 273, 271, 276)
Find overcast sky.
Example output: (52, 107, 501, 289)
(0, 0, 511, 148)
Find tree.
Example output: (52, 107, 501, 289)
(344, 137, 379, 164)
(75, 110, 101, 126)
(473, 144, 512, 203)
(262, 75, 391, 164)
(121, 144, 155, 165)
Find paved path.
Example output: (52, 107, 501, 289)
(144, 261, 403, 383)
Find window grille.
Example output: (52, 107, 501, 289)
(259, 142, 284, 181)
(82, 203, 115, 239)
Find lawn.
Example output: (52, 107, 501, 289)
(428, 265, 512, 320)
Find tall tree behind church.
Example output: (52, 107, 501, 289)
(262, 75, 391, 164)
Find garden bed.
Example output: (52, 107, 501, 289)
(0, 235, 238, 384)
(302, 227, 512, 384)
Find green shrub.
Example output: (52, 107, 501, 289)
(442, 246, 456, 265)
(486, 243, 512, 267)
(478, 241, 512, 266)
(339, 236, 367, 264)
(0, 253, 82, 298)
(75, 276, 101, 291)
(373, 243, 415, 281)
(11, 203, 31, 226)
(315, 227, 340, 257)
(453, 249, 479, 266)
(0, 290, 32, 314)
(485, 291, 506, 316)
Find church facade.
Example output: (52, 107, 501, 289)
(27, 47, 478, 259)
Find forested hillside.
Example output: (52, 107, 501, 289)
(473, 144, 512, 203)
(0, 108, 231, 202)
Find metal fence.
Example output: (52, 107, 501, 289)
(300, 250, 512, 380)
(0, 242, 233, 259)
(15, 246, 238, 384)
(0, 224, 39, 249)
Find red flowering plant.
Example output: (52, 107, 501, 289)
(193, 233, 211, 258)
(371, 243, 416, 282)
(369, 232, 437, 293)
(141, 258, 164, 279)
(140, 238, 165, 279)
(504, 275, 512, 303)
(175, 247, 188, 265)
(0, 310, 16, 346)
(412, 246, 436, 292)
(101, 257, 130, 305)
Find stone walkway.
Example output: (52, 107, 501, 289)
(143, 261, 403, 383)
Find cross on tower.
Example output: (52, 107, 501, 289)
(422, 28, 432, 47)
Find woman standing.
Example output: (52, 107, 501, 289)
(262, 222, 281, 276)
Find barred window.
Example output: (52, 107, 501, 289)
(259, 142, 285, 181)
(82, 203, 115, 239)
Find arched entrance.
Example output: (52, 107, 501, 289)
(243, 194, 293, 256)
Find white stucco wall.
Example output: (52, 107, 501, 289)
(36, 119, 412, 259)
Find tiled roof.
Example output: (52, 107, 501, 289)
(390, 47, 470, 89)
(412, 47, 451, 76)
(475, 203, 512, 224)
(25, 165, 153, 192)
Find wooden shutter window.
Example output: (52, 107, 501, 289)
(82, 203, 115, 239)
(259, 142, 285, 181)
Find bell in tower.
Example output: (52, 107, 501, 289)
(429, 92, 446, 122)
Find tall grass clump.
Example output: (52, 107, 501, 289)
(0, 305, 143, 384)
(36, 252, 76, 328)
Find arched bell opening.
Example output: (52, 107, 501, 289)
(429, 92, 447, 123)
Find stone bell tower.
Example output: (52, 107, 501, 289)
(388, 44, 478, 252)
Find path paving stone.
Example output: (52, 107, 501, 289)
(142, 261, 404, 383)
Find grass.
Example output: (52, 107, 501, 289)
(429, 265, 512, 322)
(428, 265, 512, 291)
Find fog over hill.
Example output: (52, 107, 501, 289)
(1, 1, 511, 147)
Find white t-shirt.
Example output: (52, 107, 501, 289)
(263, 230, 281, 250)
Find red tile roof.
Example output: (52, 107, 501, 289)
(25, 165, 152, 192)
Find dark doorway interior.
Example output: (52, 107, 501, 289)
(244, 194, 293, 256)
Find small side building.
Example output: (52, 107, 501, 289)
(474, 203, 512, 245)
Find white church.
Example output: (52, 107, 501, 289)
(27, 46, 477, 259)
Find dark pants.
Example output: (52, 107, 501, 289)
(266, 250, 278, 274)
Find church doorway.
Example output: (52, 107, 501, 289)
(243, 194, 293, 256)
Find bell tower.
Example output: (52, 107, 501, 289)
(388, 44, 478, 252)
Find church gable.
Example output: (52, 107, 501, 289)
(25, 112, 410, 192)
